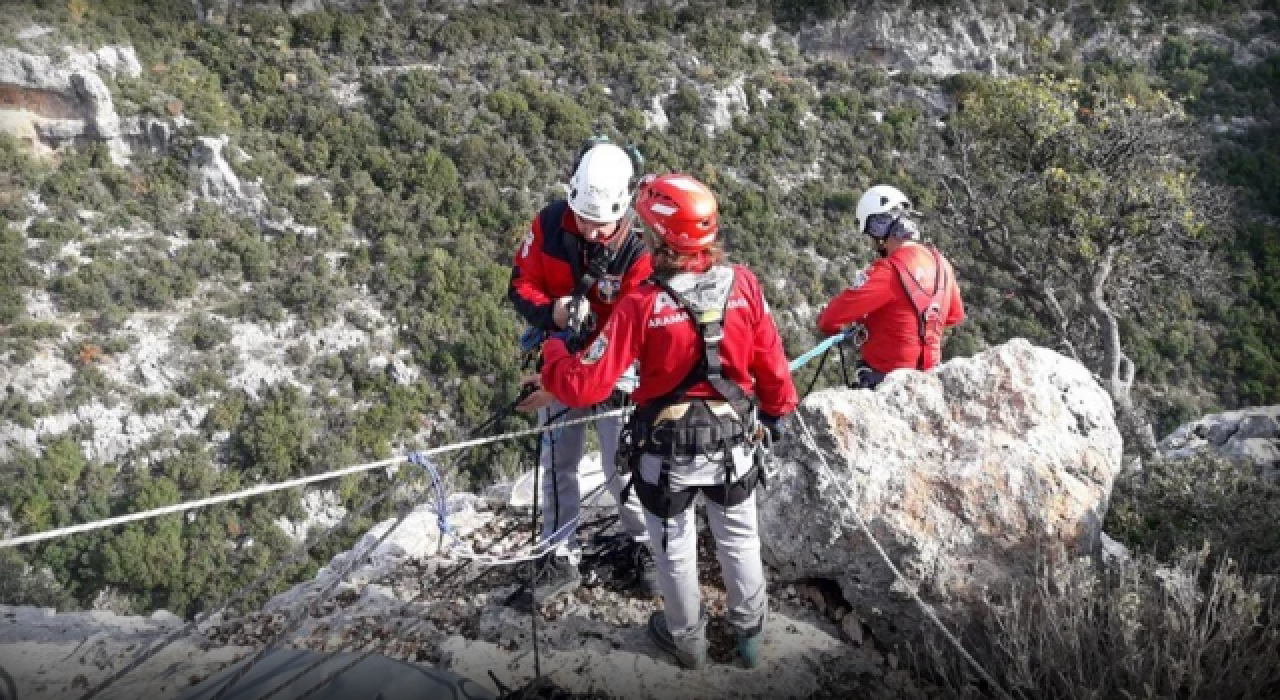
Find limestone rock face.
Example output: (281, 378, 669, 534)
(1159, 405, 1280, 481)
(759, 339, 1123, 645)
(190, 135, 267, 217)
(275, 490, 348, 544)
(0, 46, 142, 163)
(796, 4, 1024, 76)
(792, 2, 1201, 77)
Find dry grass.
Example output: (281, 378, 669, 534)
(917, 550, 1280, 699)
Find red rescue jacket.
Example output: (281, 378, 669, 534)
(508, 200, 653, 333)
(541, 265, 798, 419)
(817, 244, 965, 373)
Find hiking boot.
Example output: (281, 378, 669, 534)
(737, 608, 768, 669)
(647, 611, 707, 670)
(737, 630, 763, 668)
(630, 541, 659, 598)
(532, 554, 580, 604)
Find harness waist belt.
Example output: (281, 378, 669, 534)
(643, 421, 749, 457)
(651, 400, 738, 424)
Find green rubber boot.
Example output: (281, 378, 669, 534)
(737, 609, 767, 669)
(736, 630, 763, 669)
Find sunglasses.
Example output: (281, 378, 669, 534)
(865, 211, 919, 239)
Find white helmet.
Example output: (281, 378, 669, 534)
(855, 184, 914, 238)
(568, 143, 635, 224)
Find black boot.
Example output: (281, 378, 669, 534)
(532, 553, 581, 604)
(630, 541, 659, 598)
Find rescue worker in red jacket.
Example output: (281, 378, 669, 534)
(508, 142, 656, 604)
(537, 174, 798, 670)
(817, 184, 965, 388)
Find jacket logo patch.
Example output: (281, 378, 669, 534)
(596, 275, 621, 303)
(648, 297, 748, 328)
(654, 292, 678, 313)
(851, 268, 869, 290)
(583, 334, 608, 364)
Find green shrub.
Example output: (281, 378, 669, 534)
(8, 321, 64, 340)
(176, 313, 233, 352)
(229, 385, 315, 482)
(1106, 454, 1280, 573)
(0, 549, 76, 610)
(133, 392, 181, 415)
(0, 224, 39, 323)
(177, 366, 229, 398)
(203, 390, 247, 433)
(27, 219, 83, 243)
(0, 392, 44, 428)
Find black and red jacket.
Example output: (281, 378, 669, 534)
(508, 200, 653, 333)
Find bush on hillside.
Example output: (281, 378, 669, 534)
(176, 312, 233, 352)
(0, 549, 76, 609)
(1106, 454, 1280, 573)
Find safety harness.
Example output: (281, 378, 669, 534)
(617, 268, 762, 550)
(885, 245, 952, 371)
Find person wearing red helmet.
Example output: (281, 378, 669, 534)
(817, 184, 966, 388)
(508, 142, 656, 605)
(537, 174, 798, 670)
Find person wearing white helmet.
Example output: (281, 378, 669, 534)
(817, 185, 966, 388)
(508, 139, 657, 604)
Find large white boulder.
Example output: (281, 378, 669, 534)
(759, 339, 1123, 645)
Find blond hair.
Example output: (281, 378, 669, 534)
(652, 242, 726, 278)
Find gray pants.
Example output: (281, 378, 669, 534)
(639, 450, 768, 656)
(539, 400, 649, 558)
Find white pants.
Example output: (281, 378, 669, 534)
(638, 450, 768, 654)
(539, 400, 649, 558)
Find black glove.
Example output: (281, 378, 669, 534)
(759, 412, 786, 444)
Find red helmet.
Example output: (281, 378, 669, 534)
(633, 174, 719, 255)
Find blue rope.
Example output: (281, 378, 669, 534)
(406, 452, 450, 535)
(789, 331, 850, 372)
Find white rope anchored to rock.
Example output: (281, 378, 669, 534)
(792, 408, 1016, 700)
(0, 408, 629, 549)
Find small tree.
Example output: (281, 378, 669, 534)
(940, 76, 1223, 454)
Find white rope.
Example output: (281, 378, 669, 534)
(793, 407, 1015, 700)
(0, 408, 628, 549)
